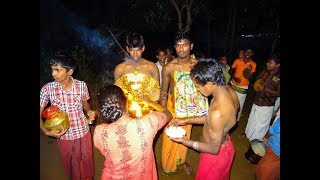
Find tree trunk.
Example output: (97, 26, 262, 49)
(186, 6, 192, 32)
(229, 8, 237, 54)
(207, 19, 211, 56)
(185, 0, 193, 32)
(271, 17, 280, 53)
(224, 8, 232, 53)
(170, 0, 183, 30)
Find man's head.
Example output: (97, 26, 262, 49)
(156, 48, 167, 65)
(238, 50, 244, 59)
(125, 32, 145, 62)
(190, 58, 226, 96)
(174, 30, 194, 59)
(266, 53, 280, 71)
(217, 56, 228, 65)
(243, 49, 254, 62)
(49, 55, 76, 82)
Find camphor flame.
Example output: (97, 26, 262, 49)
(129, 101, 142, 118)
(115, 72, 160, 118)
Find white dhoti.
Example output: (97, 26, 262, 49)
(273, 97, 280, 113)
(230, 82, 248, 122)
(245, 104, 274, 141)
(235, 91, 247, 121)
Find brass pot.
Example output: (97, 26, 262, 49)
(44, 111, 70, 132)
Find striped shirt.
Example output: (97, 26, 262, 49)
(40, 77, 90, 140)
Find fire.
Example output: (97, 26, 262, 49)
(115, 72, 160, 118)
(129, 101, 142, 118)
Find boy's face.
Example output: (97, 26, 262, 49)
(219, 57, 227, 65)
(266, 59, 280, 71)
(174, 39, 193, 59)
(156, 51, 167, 64)
(126, 46, 145, 62)
(51, 64, 72, 82)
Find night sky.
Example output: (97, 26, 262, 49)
(40, 0, 280, 61)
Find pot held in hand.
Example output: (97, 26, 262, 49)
(42, 106, 70, 132)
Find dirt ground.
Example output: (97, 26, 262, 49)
(40, 90, 258, 180)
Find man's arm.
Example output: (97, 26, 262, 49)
(174, 115, 207, 125)
(243, 64, 254, 80)
(228, 67, 240, 83)
(171, 110, 226, 154)
(150, 62, 160, 83)
(147, 100, 172, 122)
(114, 64, 123, 81)
(82, 99, 96, 121)
(160, 65, 170, 107)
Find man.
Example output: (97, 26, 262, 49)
(166, 46, 175, 63)
(155, 48, 167, 87)
(114, 32, 160, 118)
(171, 58, 239, 180)
(228, 48, 257, 121)
(114, 32, 159, 82)
(244, 54, 280, 141)
(160, 29, 208, 175)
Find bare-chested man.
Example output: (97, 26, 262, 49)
(171, 58, 239, 180)
(160, 30, 206, 175)
(114, 32, 159, 82)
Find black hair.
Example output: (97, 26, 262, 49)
(190, 58, 226, 86)
(126, 32, 144, 49)
(49, 55, 76, 71)
(156, 48, 167, 55)
(97, 85, 127, 122)
(174, 29, 192, 44)
(270, 53, 280, 64)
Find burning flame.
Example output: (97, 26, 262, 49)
(129, 101, 142, 118)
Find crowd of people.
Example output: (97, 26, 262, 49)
(40, 29, 280, 180)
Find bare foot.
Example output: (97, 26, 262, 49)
(160, 169, 169, 176)
(183, 163, 192, 175)
(238, 133, 246, 139)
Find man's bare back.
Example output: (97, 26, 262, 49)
(202, 85, 239, 146)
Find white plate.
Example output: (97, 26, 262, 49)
(165, 126, 186, 138)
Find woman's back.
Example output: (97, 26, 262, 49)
(94, 111, 166, 180)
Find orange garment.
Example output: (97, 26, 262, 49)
(93, 111, 167, 180)
(161, 94, 192, 173)
(231, 58, 257, 86)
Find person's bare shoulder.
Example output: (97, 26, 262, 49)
(162, 59, 178, 73)
(114, 61, 127, 69)
(114, 62, 128, 80)
(144, 59, 158, 68)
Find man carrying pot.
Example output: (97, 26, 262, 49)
(256, 108, 280, 180)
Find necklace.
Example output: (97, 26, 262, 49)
(132, 59, 143, 75)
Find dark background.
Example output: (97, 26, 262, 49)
(40, 0, 280, 85)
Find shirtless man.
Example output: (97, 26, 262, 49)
(171, 58, 239, 180)
(114, 32, 159, 82)
(160, 29, 201, 175)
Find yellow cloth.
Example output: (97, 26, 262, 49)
(161, 94, 192, 173)
(115, 72, 160, 118)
